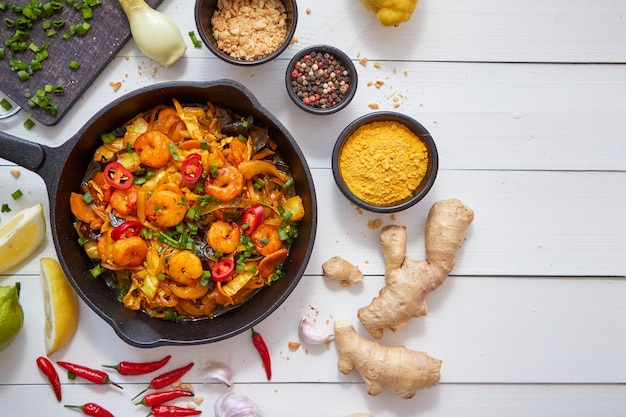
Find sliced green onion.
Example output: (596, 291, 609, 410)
(69, 60, 80, 69)
(23, 118, 35, 129)
(101, 132, 116, 144)
(0, 98, 12, 111)
(188, 30, 202, 48)
(11, 189, 23, 200)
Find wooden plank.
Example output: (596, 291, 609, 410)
(2, 273, 626, 385)
(1, 168, 625, 277)
(2, 383, 626, 416)
(2, 60, 624, 172)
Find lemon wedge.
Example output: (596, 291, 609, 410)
(0, 203, 46, 273)
(40, 258, 79, 356)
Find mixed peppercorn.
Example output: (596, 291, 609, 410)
(289, 50, 352, 110)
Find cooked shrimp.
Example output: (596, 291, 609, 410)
(228, 137, 248, 166)
(145, 188, 187, 228)
(204, 165, 244, 202)
(110, 185, 139, 216)
(251, 223, 283, 256)
(167, 250, 204, 285)
(207, 220, 240, 254)
(154, 107, 186, 142)
(112, 236, 148, 267)
(134, 130, 172, 168)
(169, 280, 210, 300)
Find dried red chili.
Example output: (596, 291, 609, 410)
(180, 153, 203, 183)
(132, 362, 194, 400)
(110, 220, 143, 241)
(36, 356, 62, 401)
(136, 389, 194, 407)
(240, 204, 263, 235)
(150, 405, 201, 417)
(212, 259, 234, 282)
(103, 161, 133, 189)
(64, 403, 114, 417)
(57, 361, 123, 389)
(251, 328, 271, 380)
(102, 354, 171, 376)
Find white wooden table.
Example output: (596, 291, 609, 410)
(2, 0, 626, 415)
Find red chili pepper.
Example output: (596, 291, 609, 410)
(150, 405, 201, 417)
(103, 161, 133, 189)
(136, 389, 194, 407)
(57, 361, 123, 389)
(64, 403, 114, 417)
(102, 355, 171, 376)
(180, 153, 203, 183)
(211, 259, 234, 282)
(110, 220, 143, 241)
(132, 362, 194, 401)
(36, 356, 62, 401)
(240, 204, 264, 235)
(251, 328, 271, 380)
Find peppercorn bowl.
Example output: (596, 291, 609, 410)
(194, 0, 298, 66)
(285, 45, 358, 115)
(332, 112, 438, 213)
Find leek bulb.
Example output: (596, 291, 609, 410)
(119, 0, 187, 67)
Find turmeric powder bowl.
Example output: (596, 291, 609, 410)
(332, 112, 438, 213)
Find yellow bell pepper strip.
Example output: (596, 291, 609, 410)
(359, 0, 419, 26)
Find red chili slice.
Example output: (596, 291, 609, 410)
(111, 220, 143, 240)
(104, 161, 133, 189)
(212, 259, 235, 282)
(241, 204, 264, 235)
(181, 153, 203, 184)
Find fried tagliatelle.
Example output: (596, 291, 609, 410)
(70, 99, 305, 321)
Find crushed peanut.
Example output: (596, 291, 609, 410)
(368, 102, 380, 109)
(288, 341, 301, 350)
(10, 168, 21, 178)
(359, 57, 368, 66)
(211, 0, 288, 61)
(109, 81, 122, 92)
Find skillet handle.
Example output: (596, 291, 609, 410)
(0, 131, 46, 172)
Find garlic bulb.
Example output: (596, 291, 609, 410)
(119, 0, 187, 67)
(214, 393, 267, 417)
(199, 360, 233, 387)
(299, 316, 333, 345)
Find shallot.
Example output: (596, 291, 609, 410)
(299, 316, 333, 345)
(199, 360, 233, 387)
(214, 393, 266, 417)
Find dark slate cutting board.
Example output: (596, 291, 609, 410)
(0, 0, 164, 126)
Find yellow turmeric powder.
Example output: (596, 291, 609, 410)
(338, 120, 428, 206)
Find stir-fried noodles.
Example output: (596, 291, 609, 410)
(70, 99, 305, 320)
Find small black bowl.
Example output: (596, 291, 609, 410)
(285, 45, 358, 115)
(195, 0, 298, 66)
(332, 112, 438, 213)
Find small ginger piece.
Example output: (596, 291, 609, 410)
(334, 320, 441, 399)
(322, 256, 363, 287)
(358, 199, 474, 338)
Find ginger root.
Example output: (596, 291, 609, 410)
(334, 320, 441, 399)
(322, 256, 364, 287)
(358, 198, 474, 339)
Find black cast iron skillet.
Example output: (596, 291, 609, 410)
(0, 80, 317, 348)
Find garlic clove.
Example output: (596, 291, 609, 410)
(199, 360, 234, 387)
(119, 0, 187, 67)
(299, 316, 333, 345)
(215, 392, 266, 417)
